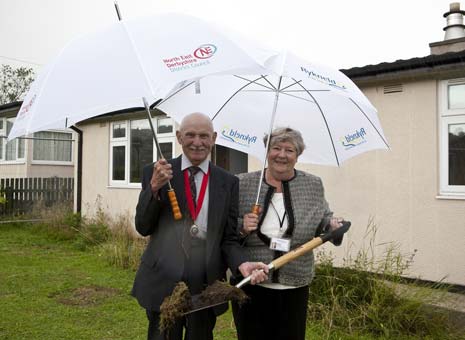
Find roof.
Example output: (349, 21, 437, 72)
(0, 101, 22, 113)
(341, 50, 465, 79)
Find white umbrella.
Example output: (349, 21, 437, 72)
(158, 50, 389, 211)
(7, 12, 278, 220)
(8, 12, 276, 140)
(158, 50, 389, 166)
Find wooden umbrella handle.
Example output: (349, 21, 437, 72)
(167, 189, 182, 220)
(251, 204, 260, 215)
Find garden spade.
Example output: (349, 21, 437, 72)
(159, 221, 351, 330)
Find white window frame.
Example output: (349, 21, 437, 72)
(31, 130, 74, 165)
(438, 79, 465, 197)
(109, 117, 176, 187)
(0, 117, 26, 164)
(109, 121, 128, 186)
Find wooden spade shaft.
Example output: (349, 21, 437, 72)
(184, 221, 352, 314)
(236, 220, 351, 287)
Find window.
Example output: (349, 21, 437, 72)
(109, 117, 175, 186)
(0, 118, 25, 162)
(439, 79, 465, 196)
(32, 131, 73, 163)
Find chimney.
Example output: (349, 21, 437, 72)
(430, 3, 465, 55)
(444, 2, 465, 40)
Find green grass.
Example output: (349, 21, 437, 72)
(0, 223, 146, 340)
(1, 221, 463, 340)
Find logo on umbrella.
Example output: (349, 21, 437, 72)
(193, 44, 217, 59)
(221, 126, 257, 147)
(341, 128, 367, 149)
(17, 94, 36, 120)
(300, 66, 347, 91)
(163, 44, 217, 73)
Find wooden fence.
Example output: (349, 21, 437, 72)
(0, 177, 74, 217)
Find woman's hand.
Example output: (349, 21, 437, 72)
(238, 262, 269, 284)
(241, 212, 260, 236)
(329, 217, 344, 231)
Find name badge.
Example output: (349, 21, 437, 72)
(270, 237, 291, 252)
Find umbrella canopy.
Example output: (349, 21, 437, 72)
(158, 51, 389, 166)
(8, 13, 276, 140)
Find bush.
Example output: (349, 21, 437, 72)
(308, 218, 457, 339)
(98, 213, 147, 271)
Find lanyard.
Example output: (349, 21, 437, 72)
(184, 168, 209, 221)
(270, 201, 287, 230)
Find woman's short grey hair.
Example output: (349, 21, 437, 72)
(263, 127, 306, 156)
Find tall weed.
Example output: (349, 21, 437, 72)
(309, 218, 456, 339)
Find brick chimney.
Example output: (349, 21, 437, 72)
(430, 2, 465, 55)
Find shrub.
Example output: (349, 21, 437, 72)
(308, 218, 457, 339)
(98, 212, 146, 271)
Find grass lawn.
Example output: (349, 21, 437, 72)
(0, 222, 242, 339)
(1, 222, 461, 340)
(0, 223, 147, 339)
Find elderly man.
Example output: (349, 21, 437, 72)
(132, 112, 268, 340)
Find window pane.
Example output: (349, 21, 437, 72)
(5, 120, 16, 161)
(33, 131, 72, 161)
(17, 138, 25, 159)
(112, 145, 126, 181)
(449, 123, 465, 185)
(113, 123, 126, 138)
(448, 84, 465, 109)
(157, 117, 173, 134)
(157, 142, 173, 160)
(130, 120, 153, 183)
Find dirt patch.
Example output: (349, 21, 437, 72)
(49, 285, 121, 306)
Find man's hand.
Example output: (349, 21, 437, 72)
(150, 159, 173, 194)
(238, 262, 269, 284)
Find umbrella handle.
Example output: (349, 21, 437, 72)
(251, 204, 260, 215)
(167, 189, 182, 220)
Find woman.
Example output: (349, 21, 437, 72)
(233, 127, 344, 340)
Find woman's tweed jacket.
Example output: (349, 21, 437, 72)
(237, 170, 333, 287)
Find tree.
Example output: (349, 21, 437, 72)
(0, 64, 35, 105)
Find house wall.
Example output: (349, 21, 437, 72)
(79, 121, 138, 221)
(79, 118, 182, 223)
(0, 138, 74, 178)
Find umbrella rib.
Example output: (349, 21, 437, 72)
(281, 89, 330, 92)
(280, 79, 303, 92)
(291, 77, 340, 166)
(348, 98, 390, 149)
(233, 75, 276, 91)
(278, 91, 316, 103)
(211, 75, 276, 121)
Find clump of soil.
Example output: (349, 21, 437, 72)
(159, 281, 249, 334)
(50, 285, 120, 306)
(195, 281, 249, 308)
(159, 282, 192, 333)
